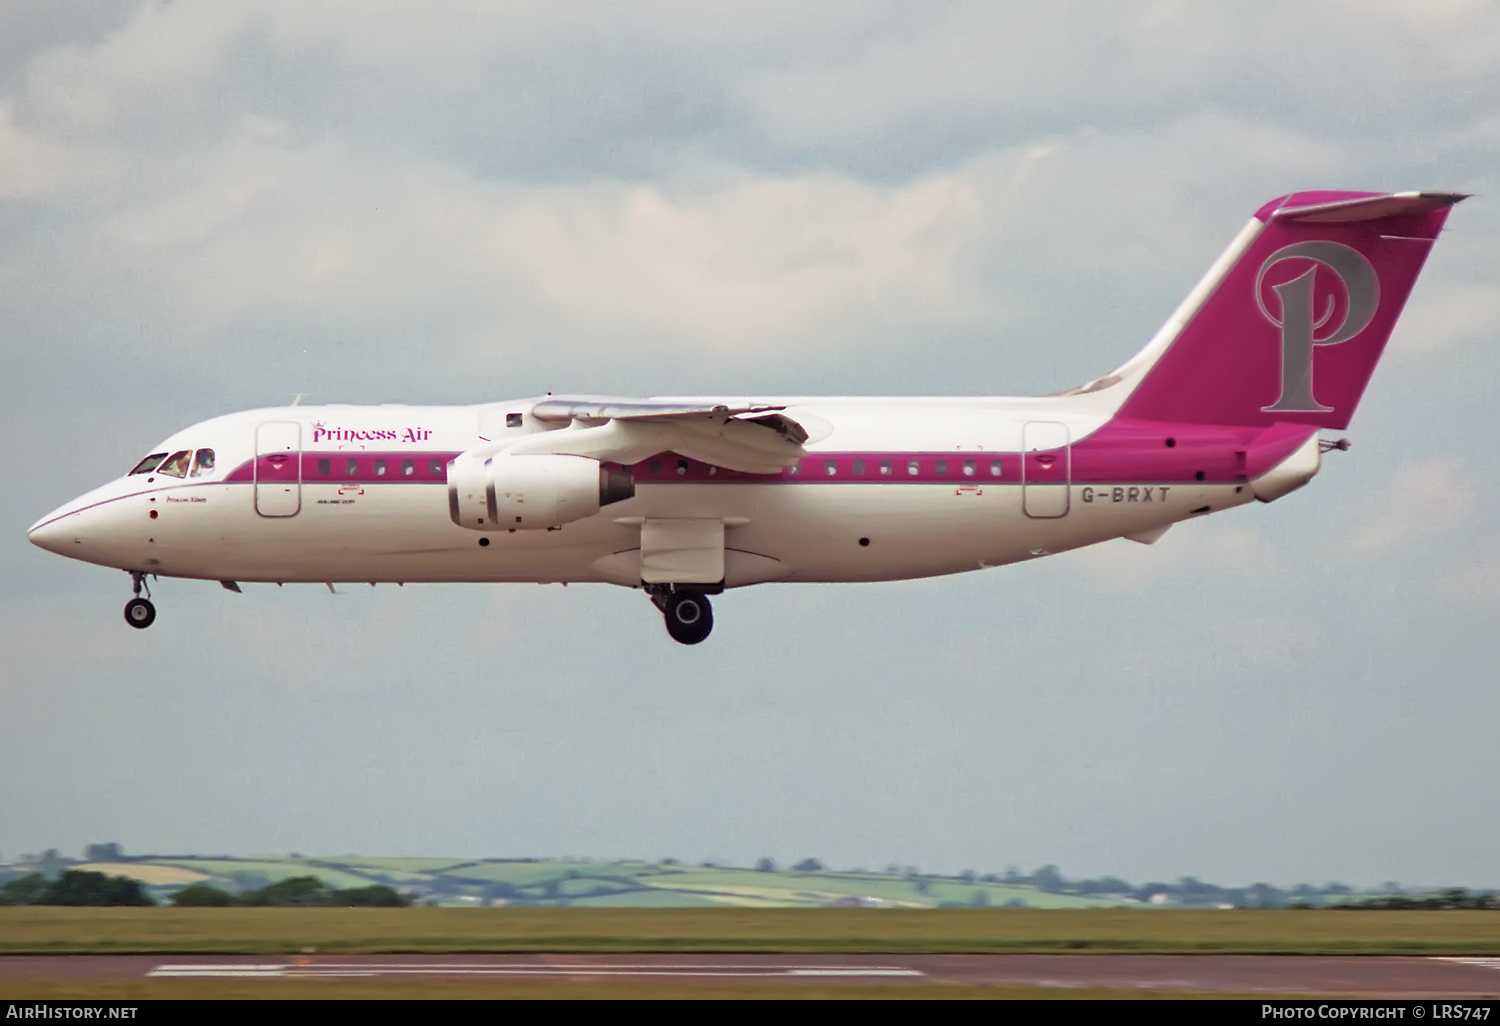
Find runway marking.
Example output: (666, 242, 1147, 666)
(147, 965, 285, 977)
(786, 969, 922, 977)
(147, 962, 926, 980)
(1435, 958, 1500, 972)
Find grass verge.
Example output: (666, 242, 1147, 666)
(0, 908, 1497, 955)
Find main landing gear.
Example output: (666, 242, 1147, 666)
(648, 585, 715, 645)
(124, 571, 156, 629)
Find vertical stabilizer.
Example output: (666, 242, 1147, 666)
(1110, 191, 1464, 429)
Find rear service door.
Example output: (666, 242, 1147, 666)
(255, 422, 302, 517)
(1022, 421, 1070, 518)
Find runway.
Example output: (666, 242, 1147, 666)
(2, 955, 1499, 995)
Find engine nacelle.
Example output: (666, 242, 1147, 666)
(448, 453, 634, 530)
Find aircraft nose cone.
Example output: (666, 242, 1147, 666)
(28, 512, 74, 555)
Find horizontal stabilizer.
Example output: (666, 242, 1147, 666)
(1272, 191, 1468, 224)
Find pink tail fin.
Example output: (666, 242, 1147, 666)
(1117, 191, 1465, 429)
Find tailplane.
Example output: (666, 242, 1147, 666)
(1109, 191, 1465, 429)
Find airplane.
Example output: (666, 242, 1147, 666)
(28, 190, 1464, 644)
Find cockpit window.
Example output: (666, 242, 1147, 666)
(190, 449, 216, 477)
(156, 451, 192, 478)
(130, 453, 168, 475)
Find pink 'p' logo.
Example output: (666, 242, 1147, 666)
(1255, 242, 1380, 413)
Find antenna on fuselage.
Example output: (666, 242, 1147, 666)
(292, 393, 311, 406)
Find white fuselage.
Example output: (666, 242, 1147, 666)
(28, 394, 1306, 590)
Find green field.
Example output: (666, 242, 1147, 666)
(1, 908, 1497, 955)
(23, 856, 1132, 909)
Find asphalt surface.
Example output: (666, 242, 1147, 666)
(1, 954, 1499, 994)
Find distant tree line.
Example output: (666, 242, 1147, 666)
(173, 876, 410, 907)
(732, 859, 1499, 909)
(1329, 889, 1499, 911)
(1, 871, 152, 906)
(0, 871, 410, 908)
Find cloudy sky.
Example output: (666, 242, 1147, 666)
(3, 1, 1498, 888)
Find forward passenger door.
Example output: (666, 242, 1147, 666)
(255, 422, 302, 517)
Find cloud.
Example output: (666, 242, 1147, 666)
(1208, 614, 1324, 665)
(1337, 456, 1473, 558)
(1390, 280, 1500, 357)
(11, 139, 993, 367)
(15, 2, 252, 141)
(1439, 534, 1500, 603)
(10, 1, 1500, 184)
(734, 1, 1500, 170)
(0, 101, 1379, 423)
(1063, 519, 1297, 595)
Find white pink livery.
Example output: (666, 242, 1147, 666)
(29, 190, 1464, 643)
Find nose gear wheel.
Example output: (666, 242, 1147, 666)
(124, 597, 156, 629)
(124, 571, 156, 629)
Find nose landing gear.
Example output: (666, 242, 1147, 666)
(648, 585, 715, 645)
(124, 598, 156, 628)
(124, 572, 156, 629)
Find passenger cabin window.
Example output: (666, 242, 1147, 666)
(907, 459, 920, 477)
(374, 459, 387, 476)
(190, 449, 215, 477)
(130, 453, 168, 475)
(990, 460, 1003, 477)
(935, 460, 948, 476)
(157, 451, 192, 478)
(963, 459, 976, 477)
(879, 460, 892, 476)
(852, 459, 865, 476)
(824, 460, 837, 477)
(345, 458, 359, 477)
(402, 459, 415, 477)
(317, 458, 332, 476)
(429, 459, 443, 475)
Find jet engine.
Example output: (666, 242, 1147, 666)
(448, 453, 634, 530)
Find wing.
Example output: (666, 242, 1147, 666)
(502, 397, 809, 474)
(530, 398, 809, 444)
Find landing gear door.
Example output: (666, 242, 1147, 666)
(255, 422, 302, 517)
(1022, 421, 1070, 518)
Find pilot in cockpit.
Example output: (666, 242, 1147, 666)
(156, 451, 192, 477)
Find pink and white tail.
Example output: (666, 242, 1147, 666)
(1112, 190, 1464, 430)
